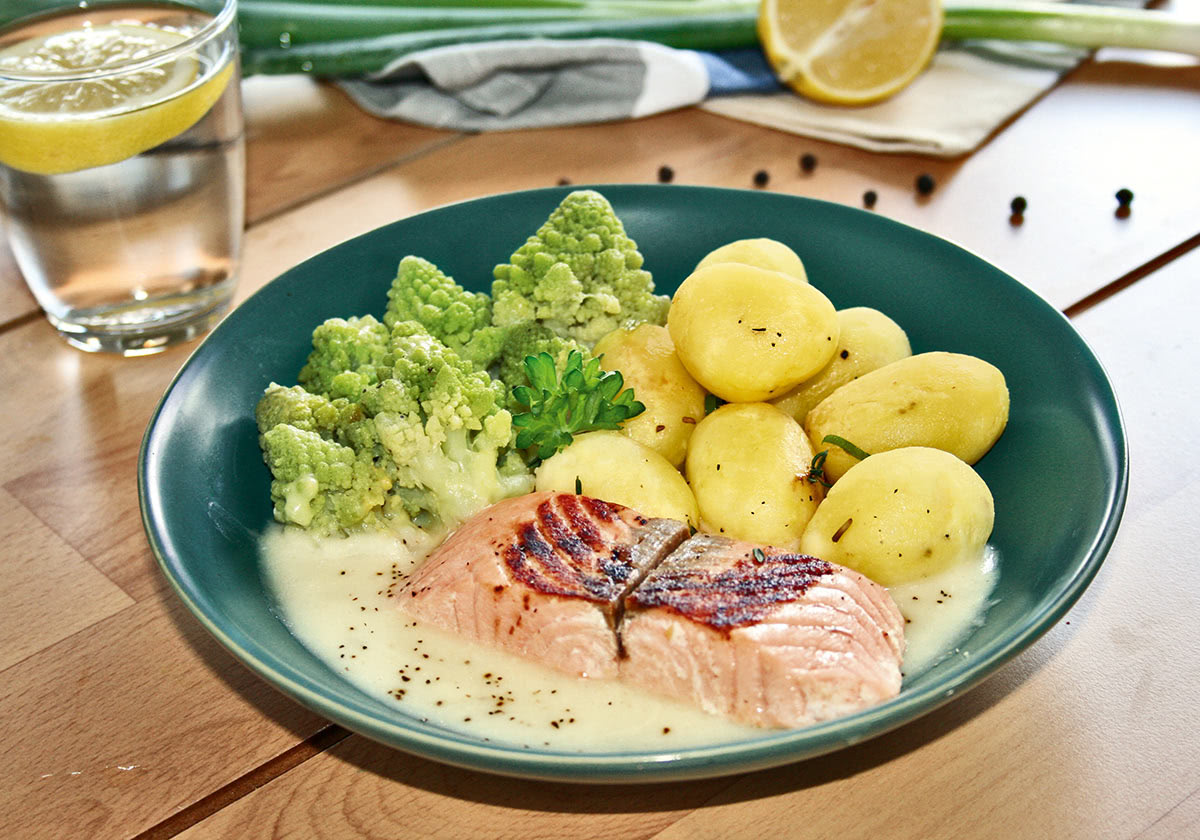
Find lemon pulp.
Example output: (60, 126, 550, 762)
(758, 0, 943, 106)
(0, 21, 234, 175)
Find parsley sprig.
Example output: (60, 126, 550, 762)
(511, 351, 645, 462)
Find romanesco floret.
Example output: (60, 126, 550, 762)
(255, 383, 363, 440)
(364, 320, 532, 531)
(491, 190, 670, 345)
(297, 315, 392, 400)
(260, 423, 392, 532)
(384, 255, 492, 351)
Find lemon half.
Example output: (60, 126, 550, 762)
(0, 22, 233, 175)
(759, 0, 943, 106)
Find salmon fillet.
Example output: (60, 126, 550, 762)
(399, 491, 689, 679)
(620, 533, 905, 728)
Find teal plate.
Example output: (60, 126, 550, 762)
(140, 185, 1127, 783)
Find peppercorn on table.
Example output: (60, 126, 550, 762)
(2, 30, 1200, 840)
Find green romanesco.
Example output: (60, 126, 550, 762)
(260, 423, 392, 532)
(257, 318, 533, 536)
(297, 315, 392, 400)
(491, 190, 670, 346)
(361, 320, 531, 530)
(384, 255, 492, 352)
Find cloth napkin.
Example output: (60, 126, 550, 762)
(338, 36, 1088, 158)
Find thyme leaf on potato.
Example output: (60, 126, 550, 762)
(803, 435, 871, 486)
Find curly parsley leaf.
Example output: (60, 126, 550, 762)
(511, 351, 645, 462)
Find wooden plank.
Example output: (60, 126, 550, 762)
(172, 734, 737, 840)
(0, 594, 330, 840)
(0, 487, 133, 671)
(241, 76, 459, 224)
(637, 248, 1200, 840)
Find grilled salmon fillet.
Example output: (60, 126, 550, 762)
(620, 533, 905, 728)
(400, 491, 689, 679)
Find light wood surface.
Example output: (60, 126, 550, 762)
(1, 37, 1198, 840)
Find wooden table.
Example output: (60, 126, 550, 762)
(3, 37, 1199, 840)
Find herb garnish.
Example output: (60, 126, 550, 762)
(511, 351, 644, 462)
(802, 435, 872, 486)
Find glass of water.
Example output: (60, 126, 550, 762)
(0, 0, 243, 355)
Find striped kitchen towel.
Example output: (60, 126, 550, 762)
(338, 37, 1087, 157)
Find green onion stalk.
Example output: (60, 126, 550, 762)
(1, 0, 1197, 78)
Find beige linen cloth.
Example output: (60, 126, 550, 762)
(700, 39, 1087, 157)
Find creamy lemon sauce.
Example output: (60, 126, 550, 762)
(888, 546, 999, 677)
(260, 526, 997, 749)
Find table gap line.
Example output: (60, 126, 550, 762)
(247, 133, 472, 229)
(1063, 230, 1200, 319)
(130, 723, 353, 840)
(0, 308, 43, 337)
(1128, 779, 1200, 840)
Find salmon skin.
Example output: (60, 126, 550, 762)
(621, 534, 905, 728)
(401, 493, 905, 727)
(400, 491, 689, 679)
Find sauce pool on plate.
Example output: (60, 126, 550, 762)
(259, 526, 997, 749)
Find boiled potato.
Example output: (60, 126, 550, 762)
(593, 323, 706, 468)
(694, 238, 808, 282)
(685, 402, 823, 548)
(668, 263, 840, 402)
(799, 447, 994, 586)
(772, 307, 912, 424)
(535, 431, 699, 526)
(805, 351, 1009, 483)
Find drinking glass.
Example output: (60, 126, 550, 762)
(0, 0, 243, 355)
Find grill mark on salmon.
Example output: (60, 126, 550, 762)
(558, 493, 612, 550)
(401, 492, 688, 679)
(627, 534, 834, 631)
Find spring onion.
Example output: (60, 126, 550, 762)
(942, 1, 1200, 55)
(2, 0, 1196, 79)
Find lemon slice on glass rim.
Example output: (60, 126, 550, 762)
(0, 22, 233, 175)
(759, 0, 944, 106)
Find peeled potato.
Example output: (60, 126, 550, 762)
(771, 307, 912, 424)
(799, 447, 995, 586)
(805, 351, 1009, 483)
(685, 402, 823, 548)
(668, 263, 840, 403)
(593, 323, 706, 468)
(535, 431, 699, 526)
(694, 238, 808, 282)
